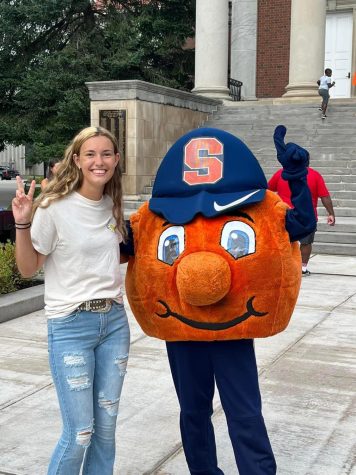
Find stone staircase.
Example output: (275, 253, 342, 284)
(123, 186, 153, 219)
(123, 99, 356, 256)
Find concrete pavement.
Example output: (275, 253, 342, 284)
(0, 254, 355, 475)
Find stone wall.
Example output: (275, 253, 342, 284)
(87, 80, 220, 196)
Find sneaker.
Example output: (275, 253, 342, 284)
(302, 270, 311, 276)
(321, 114, 327, 119)
(318, 107, 323, 111)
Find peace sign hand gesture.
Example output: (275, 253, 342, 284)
(12, 176, 36, 224)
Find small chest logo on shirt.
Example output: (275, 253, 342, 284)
(106, 218, 117, 233)
(106, 221, 117, 233)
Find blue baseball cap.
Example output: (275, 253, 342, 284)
(149, 127, 267, 224)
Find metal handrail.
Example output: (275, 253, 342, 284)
(228, 78, 243, 101)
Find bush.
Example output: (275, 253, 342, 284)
(0, 241, 38, 294)
(22, 175, 44, 184)
(23, 182, 42, 199)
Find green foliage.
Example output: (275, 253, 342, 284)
(0, 241, 34, 294)
(23, 182, 42, 198)
(0, 0, 195, 163)
(22, 176, 44, 185)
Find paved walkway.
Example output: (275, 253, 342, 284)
(0, 254, 355, 475)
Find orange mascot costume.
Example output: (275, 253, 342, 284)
(124, 126, 315, 475)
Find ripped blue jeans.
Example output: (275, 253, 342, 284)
(47, 302, 130, 475)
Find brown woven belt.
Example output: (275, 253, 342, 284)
(77, 299, 112, 312)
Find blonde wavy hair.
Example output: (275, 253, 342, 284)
(32, 126, 127, 240)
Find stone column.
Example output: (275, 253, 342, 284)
(230, 0, 258, 100)
(352, 8, 356, 98)
(284, 0, 327, 97)
(192, 0, 230, 100)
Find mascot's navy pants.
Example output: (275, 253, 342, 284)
(166, 339, 276, 475)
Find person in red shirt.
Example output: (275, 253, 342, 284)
(268, 165, 335, 275)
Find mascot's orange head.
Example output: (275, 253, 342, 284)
(125, 128, 301, 341)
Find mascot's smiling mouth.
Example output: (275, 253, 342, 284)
(155, 297, 267, 330)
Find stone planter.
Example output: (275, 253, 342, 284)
(0, 284, 44, 323)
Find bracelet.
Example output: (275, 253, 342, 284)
(15, 222, 31, 229)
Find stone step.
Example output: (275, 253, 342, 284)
(252, 147, 356, 155)
(318, 206, 356, 217)
(211, 111, 356, 117)
(247, 137, 356, 147)
(262, 157, 356, 166)
(139, 194, 151, 201)
(328, 191, 356, 199)
(214, 104, 356, 112)
(257, 150, 356, 161)
(261, 159, 355, 168)
(210, 112, 356, 119)
(315, 231, 356, 244)
(262, 174, 356, 188)
(263, 174, 356, 184)
(207, 122, 356, 133)
(211, 107, 356, 115)
(311, 242, 356, 256)
(219, 103, 356, 112)
(217, 117, 356, 123)
(319, 175, 356, 184)
(209, 130, 356, 143)
(123, 200, 143, 210)
(263, 166, 356, 176)
(206, 119, 356, 129)
(318, 217, 356, 233)
(316, 153, 356, 160)
(332, 199, 356, 208)
(327, 183, 356, 191)
(313, 194, 356, 204)
(208, 121, 356, 134)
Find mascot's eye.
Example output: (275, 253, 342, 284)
(220, 221, 255, 259)
(158, 226, 185, 265)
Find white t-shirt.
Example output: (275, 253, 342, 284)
(31, 192, 123, 318)
(319, 75, 331, 90)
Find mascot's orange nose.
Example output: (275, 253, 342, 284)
(176, 252, 231, 306)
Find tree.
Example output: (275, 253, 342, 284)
(0, 0, 195, 163)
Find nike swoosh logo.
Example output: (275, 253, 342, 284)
(213, 190, 261, 212)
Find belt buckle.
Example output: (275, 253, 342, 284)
(79, 299, 112, 313)
(102, 299, 112, 313)
(92, 299, 111, 313)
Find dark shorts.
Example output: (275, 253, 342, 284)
(299, 231, 316, 245)
(318, 88, 330, 105)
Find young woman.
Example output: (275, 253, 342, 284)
(13, 126, 130, 475)
(41, 158, 61, 191)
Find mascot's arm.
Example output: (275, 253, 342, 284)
(119, 220, 135, 257)
(274, 125, 316, 242)
(286, 179, 316, 242)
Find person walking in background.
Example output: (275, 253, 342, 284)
(268, 157, 335, 276)
(40, 159, 61, 191)
(317, 68, 335, 119)
(12, 126, 130, 475)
